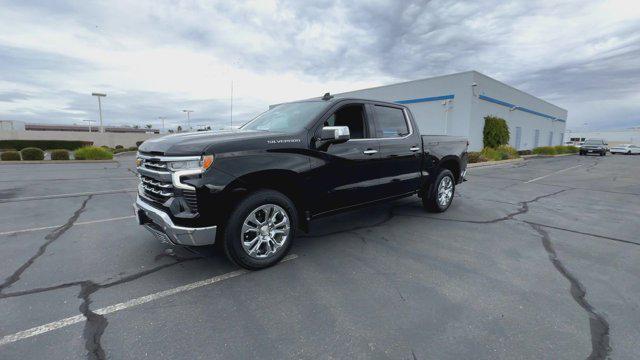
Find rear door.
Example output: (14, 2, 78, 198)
(371, 104, 423, 197)
(308, 101, 382, 214)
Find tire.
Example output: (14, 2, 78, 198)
(221, 189, 297, 270)
(423, 169, 455, 213)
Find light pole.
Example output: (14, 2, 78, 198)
(182, 110, 193, 131)
(83, 120, 95, 133)
(91, 92, 106, 133)
(158, 116, 166, 133)
(230, 81, 233, 127)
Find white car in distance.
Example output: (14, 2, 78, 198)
(610, 144, 640, 154)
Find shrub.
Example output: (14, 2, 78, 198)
(532, 146, 557, 155)
(517, 149, 533, 155)
(20, 147, 45, 160)
(74, 146, 113, 160)
(483, 116, 510, 148)
(467, 152, 487, 163)
(136, 141, 144, 147)
(115, 145, 124, 149)
(113, 148, 127, 154)
(480, 146, 519, 161)
(553, 145, 579, 154)
(1, 150, 21, 161)
(0, 140, 92, 151)
(128, 146, 137, 151)
(50, 149, 70, 160)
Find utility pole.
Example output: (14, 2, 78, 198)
(182, 110, 193, 131)
(230, 80, 233, 127)
(158, 116, 166, 133)
(83, 120, 95, 133)
(91, 92, 107, 133)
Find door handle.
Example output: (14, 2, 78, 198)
(409, 146, 420, 152)
(363, 149, 378, 155)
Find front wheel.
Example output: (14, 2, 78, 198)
(423, 169, 455, 213)
(222, 190, 297, 270)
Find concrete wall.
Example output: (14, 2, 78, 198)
(0, 130, 161, 147)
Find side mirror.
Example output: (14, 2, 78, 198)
(320, 126, 350, 143)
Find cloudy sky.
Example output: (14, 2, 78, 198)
(0, 0, 638, 131)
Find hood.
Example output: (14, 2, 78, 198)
(138, 129, 292, 155)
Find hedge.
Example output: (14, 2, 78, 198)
(74, 146, 113, 160)
(483, 116, 510, 148)
(1, 151, 21, 161)
(467, 152, 486, 163)
(532, 146, 557, 155)
(20, 147, 45, 160)
(480, 145, 519, 161)
(0, 140, 92, 151)
(50, 149, 70, 160)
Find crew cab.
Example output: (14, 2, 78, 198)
(134, 96, 468, 269)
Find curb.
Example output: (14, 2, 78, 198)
(521, 153, 576, 159)
(114, 151, 137, 156)
(468, 158, 524, 168)
(0, 160, 117, 165)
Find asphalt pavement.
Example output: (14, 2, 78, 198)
(0, 153, 639, 359)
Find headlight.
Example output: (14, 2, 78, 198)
(167, 155, 214, 172)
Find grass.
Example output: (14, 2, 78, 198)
(74, 146, 113, 160)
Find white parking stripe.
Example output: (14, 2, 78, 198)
(0, 216, 136, 236)
(0, 189, 137, 203)
(0, 254, 298, 346)
(524, 164, 583, 183)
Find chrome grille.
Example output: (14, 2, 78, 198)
(140, 174, 173, 204)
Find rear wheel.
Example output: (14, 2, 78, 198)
(222, 190, 296, 270)
(423, 169, 455, 213)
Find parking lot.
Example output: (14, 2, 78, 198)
(0, 153, 639, 359)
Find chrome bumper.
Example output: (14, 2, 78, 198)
(133, 196, 217, 246)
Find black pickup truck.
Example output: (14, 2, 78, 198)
(134, 96, 468, 269)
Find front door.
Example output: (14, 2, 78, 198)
(308, 102, 382, 215)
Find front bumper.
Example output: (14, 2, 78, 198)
(134, 196, 217, 246)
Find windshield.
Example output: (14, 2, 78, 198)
(584, 140, 603, 145)
(241, 101, 328, 133)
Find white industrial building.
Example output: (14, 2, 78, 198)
(334, 71, 567, 151)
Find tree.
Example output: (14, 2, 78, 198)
(177, 125, 183, 132)
(133, 124, 140, 129)
(145, 124, 152, 129)
(168, 129, 174, 133)
(483, 116, 510, 148)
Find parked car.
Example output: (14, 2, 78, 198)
(134, 96, 468, 269)
(610, 144, 640, 154)
(579, 139, 608, 156)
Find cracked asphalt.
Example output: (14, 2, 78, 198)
(0, 153, 639, 359)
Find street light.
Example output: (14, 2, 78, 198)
(182, 110, 193, 131)
(82, 120, 95, 133)
(158, 116, 166, 133)
(91, 92, 106, 133)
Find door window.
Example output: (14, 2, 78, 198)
(372, 105, 409, 138)
(323, 104, 368, 139)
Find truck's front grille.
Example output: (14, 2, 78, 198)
(140, 174, 173, 204)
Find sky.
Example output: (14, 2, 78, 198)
(0, 0, 638, 131)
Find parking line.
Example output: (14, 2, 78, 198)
(0, 254, 298, 347)
(524, 164, 583, 183)
(0, 189, 137, 203)
(0, 216, 136, 236)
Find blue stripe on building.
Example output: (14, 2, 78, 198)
(395, 94, 454, 104)
(478, 94, 565, 122)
